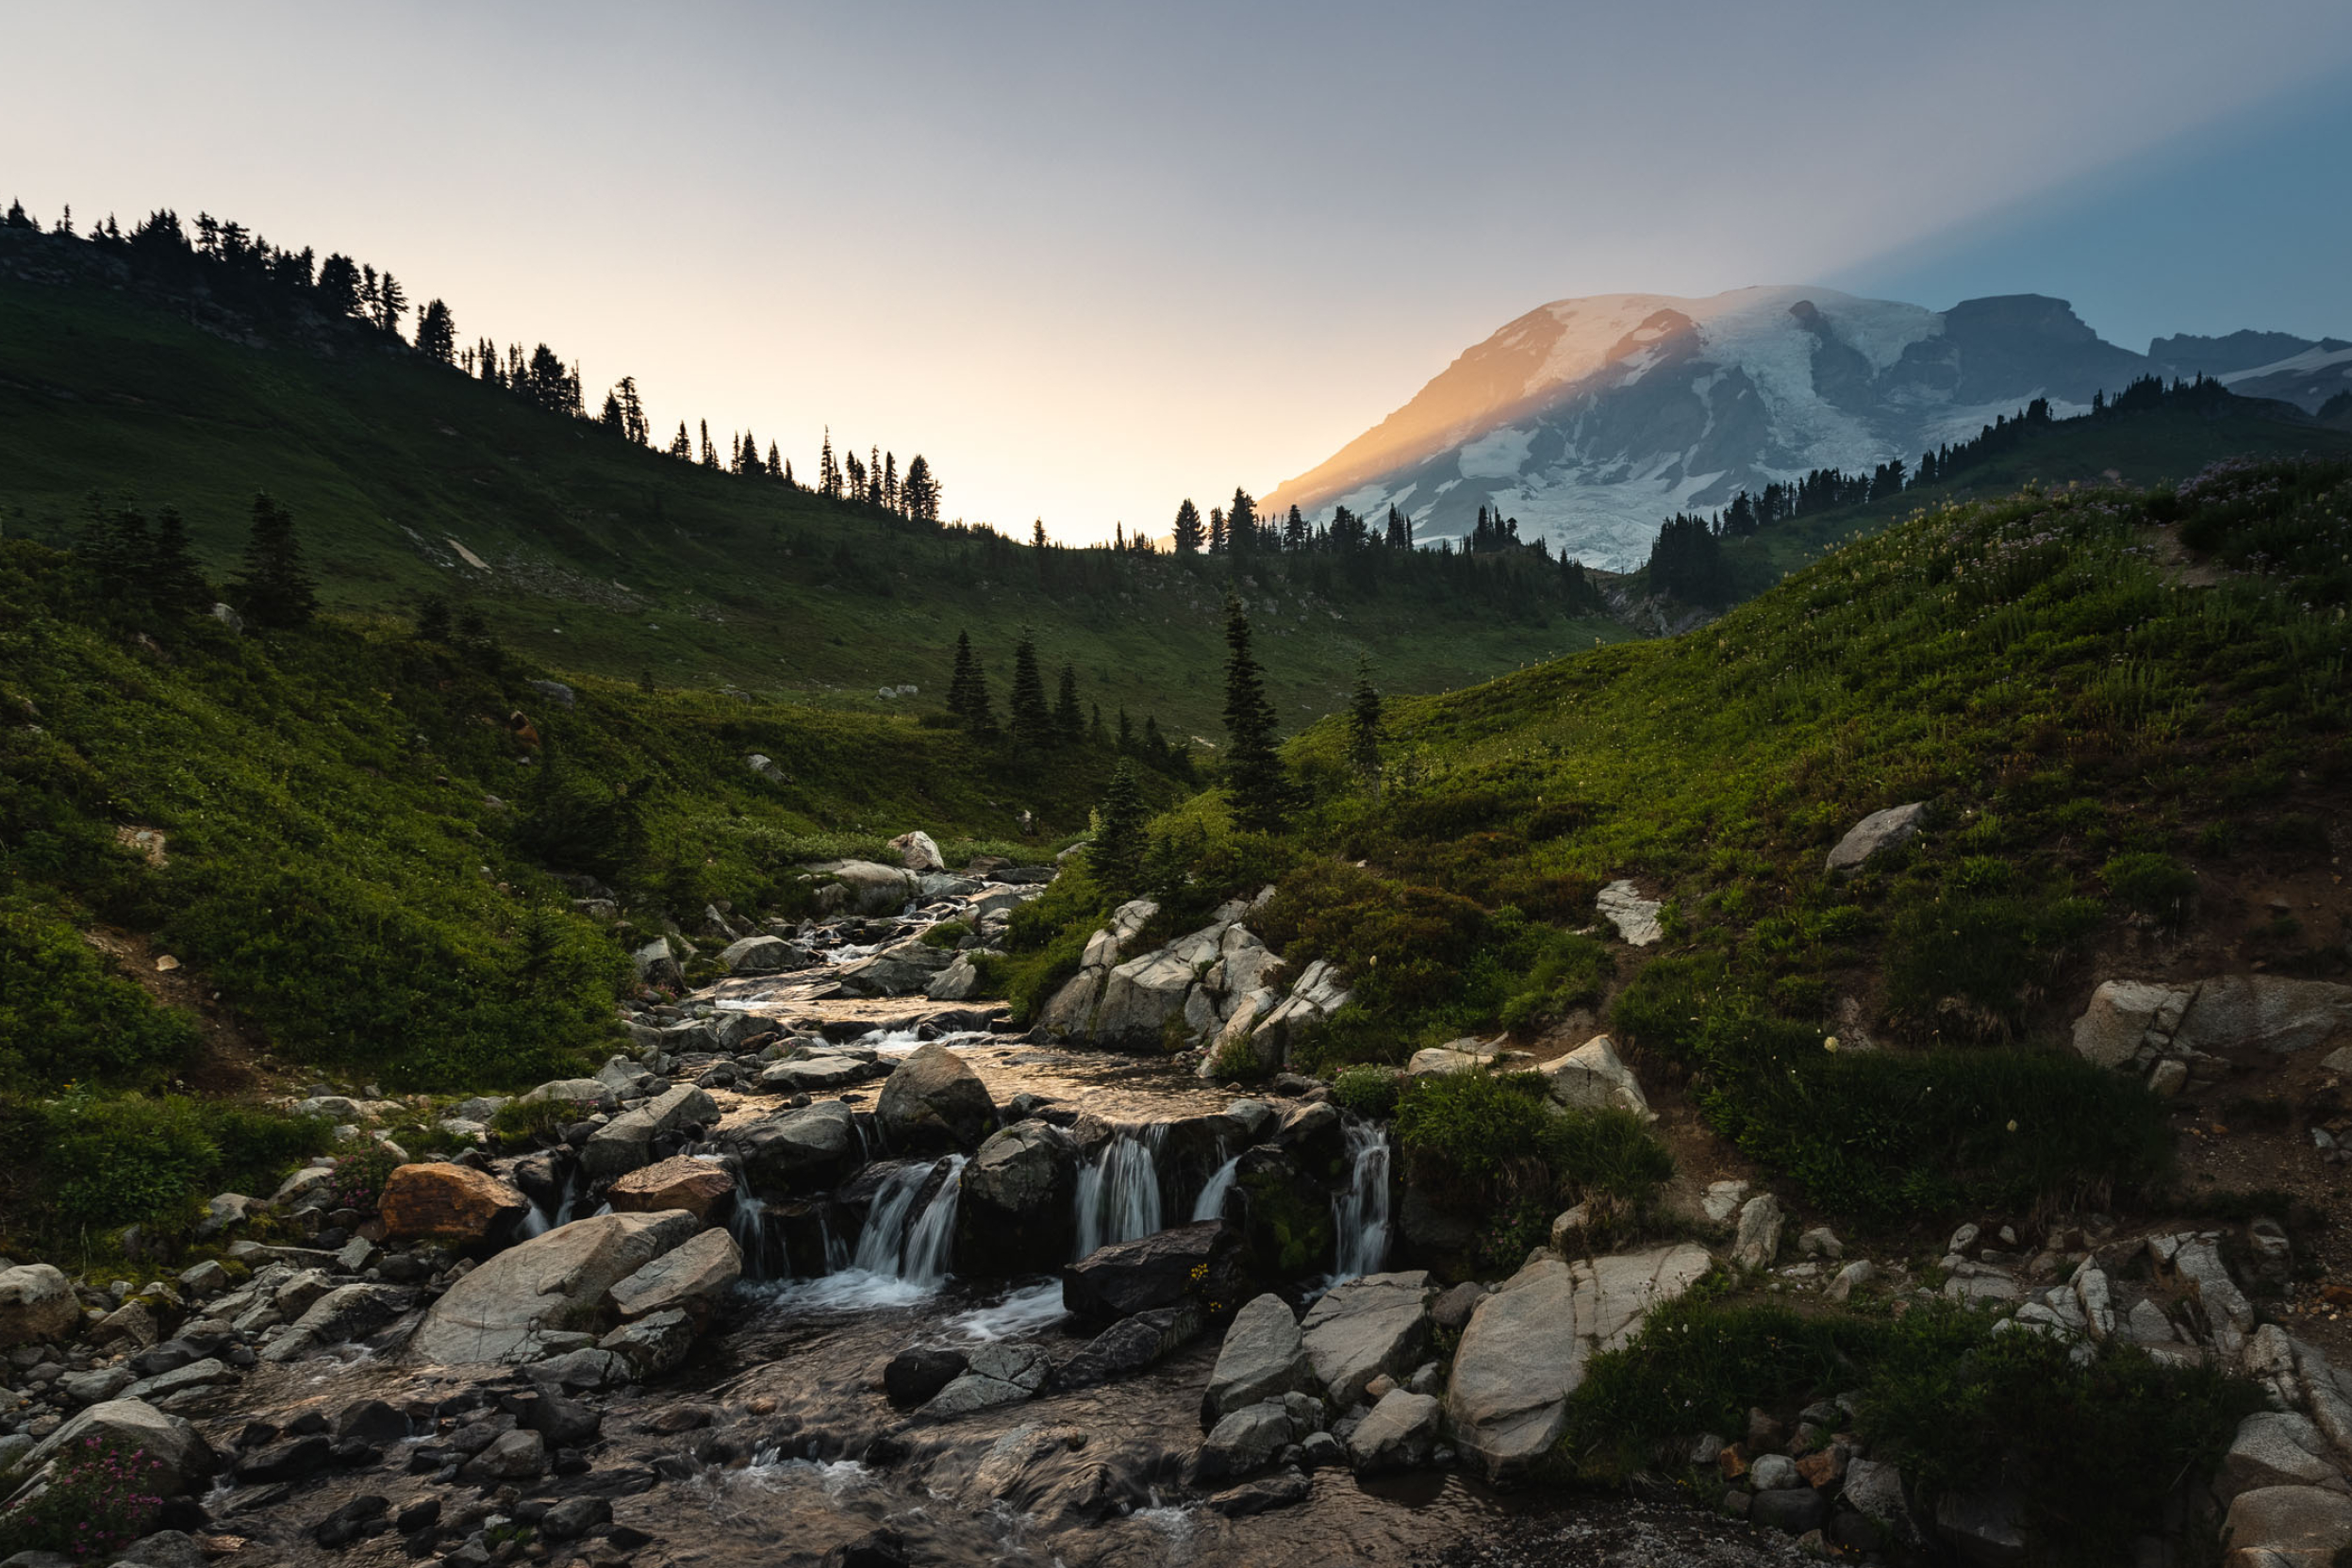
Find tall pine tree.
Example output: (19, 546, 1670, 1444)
(946, 630, 997, 735)
(1220, 595, 1288, 832)
(1052, 663, 1084, 743)
(1008, 630, 1053, 751)
(1088, 760, 1148, 896)
(1348, 654, 1383, 789)
(1171, 498, 1204, 554)
(149, 504, 212, 615)
(232, 493, 316, 629)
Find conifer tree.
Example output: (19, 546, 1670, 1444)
(149, 504, 211, 615)
(1008, 630, 1053, 751)
(415, 593, 453, 642)
(1171, 498, 1204, 554)
(232, 492, 317, 629)
(1348, 654, 1383, 788)
(699, 421, 718, 468)
(1219, 595, 1288, 832)
(1053, 663, 1083, 742)
(668, 421, 692, 459)
(1088, 760, 1148, 896)
(1228, 489, 1260, 554)
(1117, 707, 1135, 752)
(75, 500, 149, 608)
(414, 299, 456, 362)
(1089, 701, 1106, 747)
(946, 630, 986, 726)
(767, 440, 783, 480)
(903, 455, 938, 522)
(1209, 507, 1226, 554)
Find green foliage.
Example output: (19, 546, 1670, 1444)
(1087, 760, 1149, 897)
(1883, 889, 2102, 1041)
(0, 1433, 168, 1560)
(25, 1090, 329, 1241)
(1394, 1071, 1560, 1196)
(919, 920, 970, 950)
(326, 1144, 405, 1214)
(2100, 850, 2197, 923)
(1330, 1065, 1402, 1120)
(0, 897, 197, 1089)
(1219, 596, 1293, 834)
(490, 1097, 571, 1143)
(1395, 1071, 1673, 1234)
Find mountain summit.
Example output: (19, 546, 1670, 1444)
(1266, 286, 2350, 569)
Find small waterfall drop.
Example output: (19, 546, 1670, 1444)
(727, 1162, 788, 1281)
(1189, 1154, 1242, 1223)
(1329, 1119, 1392, 1282)
(516, 1203, 551, 1240)
(899, 1155, 966, 1287)
(851, 1164, 934, 1274)
(1073, 1125, 1166, 1259)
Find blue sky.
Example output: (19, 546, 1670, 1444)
(6, 2, 2350, 536)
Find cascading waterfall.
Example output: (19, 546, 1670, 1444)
(1189, 1154, 1242, 1223)
(898, 1155, 966, 1287)
(851, 1164, 936, 1274)
(728, 1164, 788, 1282)
(1329, 1119, 1392, 1282)
(1073, 1126, 1166, 1259)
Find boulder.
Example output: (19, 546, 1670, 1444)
(1040, 969, 1104, 1037)
(597, 1310, 698, 1378)
(21, 1399, 215, 1496)
(885, 1348, 969, 1409)
(2223, 1485, 2352, 1563)
(925, 1343, 1051, 1416)
(721, 1101, 862, 1197)
(925, 956, 981, 1002)
(955, 1122, 1079, 1274)
(520, 1078, 614, 1111)
(0, 1264, 82, 1346)
(607, 1228, 741, 1323)
(581, 1083, 721, 1180)
(1345, 1389, 1440, 1473)
(607, 1155, 737, 1220)
(877, 1043, 997, 1153)
(2071, 980, 2195, 1068)
(836, 939, 956, 999)
(2222, 1412, 2344, 1497)
(1405, 1046, 1482, 1077)
(1093, 948, 1201, 1047)
(888, 831, 947, 874)
(2177, 975, 2352, 1056)
(1201, 1294, 1309, 1427)
(629, 936, 684, 991)
(721, 935, 813, 975)
(1062, 1221, 1243, 1322)
(1825, 801, 1926, 874)
(1300, 1272, 1433, 1408)
(377, 1164, 532, 1245)
(1840, 1457, 1923, 1548)
(1596, 881, 1665, 945)
(1055, 1305, 1201, 1391)
(409, 1210, 702, 1363)
(758, 1052, 881, 1094)
(1248, 960, 1353, 1063)
(1446, 1244, 1712, 1480)
(460, 1428, 547, 1483)
(1731, 1192, 1784, 1270)
(262, 1283, 412, 1362)
(830, 860, 919, 916)
(1192, 1398, 1307, 1483)
(1539, 1035, 1652, 1119)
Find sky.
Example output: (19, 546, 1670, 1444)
(7, 2, 2351, 542)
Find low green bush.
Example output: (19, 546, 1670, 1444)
(490, 1097, 571, 1143)
(1882, 890, 2101, 1041)
(1395, 1071, 1674, 1250)
(0, 897, 197, 1090)
(23, 1091, 331, 1241)
(2100, 851, 2197, 923)
(919, 920, 970, 950)
(1330, 1064, 1403, 1119)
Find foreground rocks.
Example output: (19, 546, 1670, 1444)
(410, 1211, 704, 1364)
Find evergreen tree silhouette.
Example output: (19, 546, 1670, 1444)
(1209, 507, 1226, 554)
(149, 504, 212, 615)
(1228, 488, 1260, 554)
(767, 440, 783, 481)
(668, 421, 692, 459)
(415, 594, 453, 642)
(946, 630, 992, 731)
(1348, 653, 1383, 786)
(1053, 663, 1084, 743)
(1008, 630, 1053, 751)
(1219, 595, 1288, 832)
(232, 492, 317, 629)
(414, 299, 456, 362)
(1088, 760, 1148, 897)
(903, 454, 939, 522)
(75, 499, 150, 609)
(1172, 498, 1203, 554)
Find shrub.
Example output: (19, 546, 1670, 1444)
(1396, 1072, 1674, 1231)
(1394, 1071, 1558, 1197)
(490, 1097, 571, 1144)
(0, 898, 198, 1090)
(1330, 1065, 1402, 1119)
(326, 1144, 405, 1213)
(0, 1433, 168, 1559)
(1883, 891, 2100, 1040)
(919, 920, 970, 950)
(1547, 1105, 1676, 1205)
(40, 1091, 219, 1235)
(2100, 851, 2196, 923)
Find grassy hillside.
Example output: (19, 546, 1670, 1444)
(0, 257, 1624, 740)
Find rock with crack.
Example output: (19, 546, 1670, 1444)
(877, 1042, 997, 1152)
(378, 1164, 532, 1245)
(924, 1343, 1051, 1416)
(607, 1155, 737, 1220)
(606, 1228, 741, 1324)
(1056, 1306, 1201, 1391)
(1300, 1272, 1435, 1409)
(836, 938, 956, 999)
(925, 955, 981, 1001)
(1190, 1395, 1319, 1484)
(888, 830, 947, 874)
(1731, 1192, 1784, 1271)
(19, 1399, 216, 1496)
(1446, 1244, 1712, 1480)
(1538, 1035, 1652, 1119)
(2220, 1411, 2345, 1498)
(721, 934, 814, 975)
(721, 1100, 862, 1197)
(1595, 882, 1664, 945)
(1247, 960, 1351, 1065)
(409, 1210, 702, 1363)
(826, 860, 920, 916)
(1201, 1293, 1309, 1427)
(2218, 1485, 2352, 1565)
(581, 1084, 721, 1180)
(953, 1121, 1079, 1275)
(1345, 1389, 1441, 1473)
(1062, 1220, 1243, 1322)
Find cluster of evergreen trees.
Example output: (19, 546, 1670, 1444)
(72, 491, 316, 631)
(942, 630, 1193, 779)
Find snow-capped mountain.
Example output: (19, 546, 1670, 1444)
(1264, 287, 2346, 570)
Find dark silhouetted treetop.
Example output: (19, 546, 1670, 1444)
(1053, 663, 1084, 743)
(1220, 594, 1290, 833)
(232, 492, 318, 630)
(1009, 629, 1053, 751)
(1088, 760, 1148, 897)
(414, 298, 456, 363)
(1172, 498, 1204, 554)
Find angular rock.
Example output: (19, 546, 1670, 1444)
(884, 1349, 969, 1410)
(1596, 881, 1664, 945)
(721, 935, 813, 975)
(1056, 1305, 1201, 1391)
(1539, 1035, 1652, 1119)
(1825, 801, 1926, 874)
(1201, 1294, 1309, 1427)
(630, 937, 684, 991)
(955, 1121, 1078, 1275)
(926, 1343, 1050, 1416)
(459, 1428, 547, 1483)
(1093, 947, 1201, 1047)
(1840, 1457, 1922, 1548)
(1446, 1244, 1712, 1480)
(597, 1308, 697, 1378)
(2222, 1483, 2352, 1562)
(377, 1164, 531, 1245)
(876, 1043, 996, 1153)
(1751, 1486, 1828, 1534)
(829, 860, 919, 916)
(607, 1228, 741, 1322)
(836, 939, 956, 999)
(1193, 1399, 1301, 1483)
(581, 1084, 721, 1180)
(410, 1210, 701, 1363)
(1039, 969, 1103, 1037)
(606, 1154, 737, 1220)
(889, 830, 947, 873)
(1826, 1260, 1876, 1303)
(2177, 975, 2352, 1056)
(721, 1100, 861, 1197)
(263, 1283, 412, 1362)
(1061, 1220, 1242, 1322)
(925, 955, 981, 1002)
(0, 1264, 81, 1346)
(1300, 1272, 1434, 1409)
(22, 1400, 215, 1495)
(1345, 1389, 1440, 1473)
(2222, 1412, 2344, 1497)
(757, 1052, 881, 1095)
(1731, 1192, 1784, 1271)
(2071, 980, 2194, 1068)
(1248, 959, 1353, 1063)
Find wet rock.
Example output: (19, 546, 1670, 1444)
(263, 1283, 413, 1362)
(757, 1051, 881, 1095)
(21, 1399, 216, 1495)
(1207, 1470, 1311, 1516)
(876, 1043, 997, 1153)
(0, 1265, 80, 1346)
(1061, 1220, 1242, 1322)
(885, 1348, 969, 1409)
(598, 1308, 697, 1378)
(721, 934, 813, 974)
(607, 1227, 741, 1323)
(335, 1399, 411, 1445)
(1538, 1034, 1653, 1119)
(236, 1434, 333, 1483)
(1933, 1485, 2028, 1566)
(538, 1495, 612, 1543)
(581, 1084, 721, 1180)
(1300, 1272, 1434, 1408)
(1346, 1389, 1440, 1473)
(955, 1121, 1078, 1274)
(411, 1210, 701, 1363)
(721, 1100, 861, 1196)
(926, 1343, 1050, 1416)
(1447, 1244, 1711, 1480)
(1193, 1399, 1306, 1483)
(823, 1530, 911, 1568)
(1731, 1192, 1784, 1270)
(1201, 1293, 1309, 1426)
(924, 955, 982, 1001)
(836, 939, 956, 999)
(527, 1347, 632, 1391)
(458, 1428, 546, 1483)
(828, 861, 920, 916)
(312, 1494, 390, 1548)
(1825, 801, 1926, 873)
(606, 1155, 737, 1220)
(1057, 1305, 1201, 1391)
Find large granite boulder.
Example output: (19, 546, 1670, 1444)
(877, 1043, 997, 1153)
(410, 1211, 702, 1363)
(1062, 1221, 1243, 1322)
(830, 860, 920, 916)
(581, 1083, 721, 1180)
(836, 939, 957, 999)
(1201, 1293, 1309, 1427)
(720, 1101, 862, 1197)
(955, 1121, 1079, 1274)
(2221, 1485, 2352, 1563)
(21, 1398, 216, 1496)
(1093, 948, 1201, 1048)
(606, 1155, 737, 1220)
(757, 1051, 884, 1095)
(378, 1164, 532, 1245)
(606, 1228, 741, 1323)
(888, 830, 947, 873)
(1539, 1035, 1653, 1120)
(1346, 1389, 1441, 1473)
(720, 934, 813, 975)
(1447, 1243, 1712, 1479)
(1300, 1272, 1434, 1408)
(2221, 1411, 2343, 1497)
(0, 1263, 82, 1346)
(1825, 801, 1926, 874)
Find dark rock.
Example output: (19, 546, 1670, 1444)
(606, 1525, 655, 1548)
(823, 1531, 910, 1568)
(1062, 1220, 1244, 1322)
(552, 1447, 591, 1477)
(1429, 1281, 1486, 1332)
(884, 1348, 969, 1410)
(326, 1439, 380, 1468)
(953, 1121, 1079, 1275)
(1750, 1485, 1828, 1533)
(286, 1411, 331, 1437)
(1207, 1470, 1312, 1517)
(1055, 1306, 1202, 1390)
(335, 1399, 411, 1444)
(394, 1498, 441, 1535)
(234, 1435, 333, 1483)
(1234, 1147, 1334, 1280)
(235, 1421, 280, 1449)
(538, 1496, 612, 1542)
(524, 1394, 601, 1447)
(129, 1343, 197, 1379)
(876, 1043, 997, 1153)
(312, 1494, 389, 1549)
